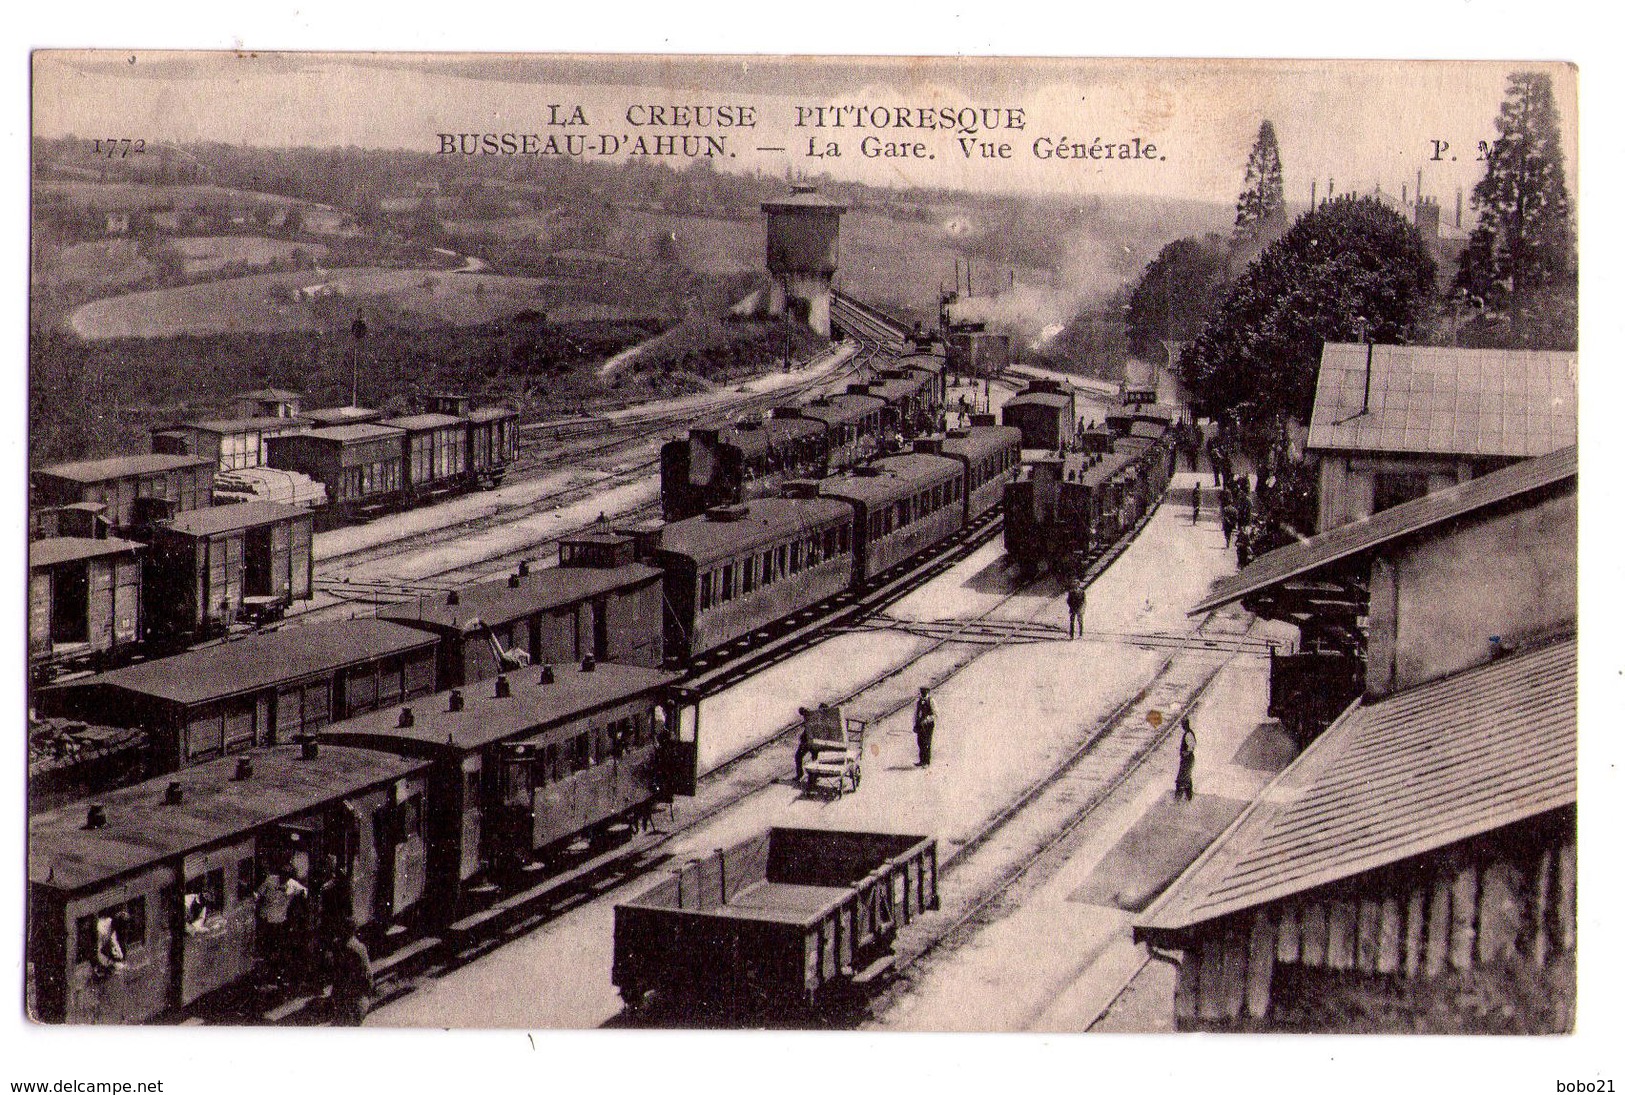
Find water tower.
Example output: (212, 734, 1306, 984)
(762, 185, 845, 338)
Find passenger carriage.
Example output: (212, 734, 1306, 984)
(818, 453, 965, 584)
(322, 659, 696, 924)
(924, 425, 1023, 523)
(29, 740, 433, 1024)
(649, 497, 855, 664)
(380, 532, 665, 684)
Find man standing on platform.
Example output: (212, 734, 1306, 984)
(1066, 580, 1088, 639)
(914, 687, 936, 767)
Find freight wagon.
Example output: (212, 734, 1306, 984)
(612, 826, 938, 1017)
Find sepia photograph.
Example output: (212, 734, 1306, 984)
(9, 8, 1615, 1090)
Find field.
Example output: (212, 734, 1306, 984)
(37, 238, 152, 292)
(35, 179, 308, 213)
(166, 235, 330, 276)
(66, 268, 637, 340)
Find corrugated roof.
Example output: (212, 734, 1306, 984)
(30, 744, 430, 893)
(379, 563, 662, 632)
(1191, 445, 1577, 614)
(654, 497, 852, 567)
(323, 660, 673, 755)
(1306, 343, 1576, 458)
(161, 501, 310, 537)
(48, 619, 438, 707)
(30, 536, 145, 569)
(1136, 637, 1575, 935)
(36, 453, 214, 483)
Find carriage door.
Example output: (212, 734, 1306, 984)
(656, 688, 700, 798)
(494, 743, 537, 871)
(260, 823, 323, 951)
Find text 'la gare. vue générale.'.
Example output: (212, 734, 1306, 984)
(434, 102, 1166, 164)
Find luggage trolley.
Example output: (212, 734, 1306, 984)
(799, 704, 866, 797)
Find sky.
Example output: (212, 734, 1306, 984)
(33, 53, 1578, 209)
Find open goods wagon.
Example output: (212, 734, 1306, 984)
(612, 826, 937, 1016)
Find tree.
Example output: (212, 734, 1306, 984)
(1180, 196, 1436, 426)
(1234, 121, 1287, 250)
(1453, 72, 1574, 346)
(1125, 235, 1230, 361)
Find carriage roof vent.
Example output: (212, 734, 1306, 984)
(446, 590, 460, 606)
(581, 654, 596, 673)
(299, 735, 319, 760)
(397, 707, 415, 728)
(164, 781, 184, 805)
(508, 573, 522, 588)
(704, 504, 750, 522)
(494, 675, 511, 698)
(233, 757, 254, 781)
(84, 804, 107, 830)
(538, 664, 555, 686)
(448, 689, 465, 713)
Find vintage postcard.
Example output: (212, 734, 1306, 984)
(23, 48, 1587, 1061)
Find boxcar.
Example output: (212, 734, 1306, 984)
(33, 454, 215, 532)
(265, 423, 407, 518)
(380, 532, 665, 685)
(819, 453, 965, 583)
(141, 502, 314, 645)
(651, 497, 855, 663)
(945, 325, 1011, 380)
(150, 415, 312, 473)
(612, 826, 938, 1016)
(322, 660, 692, 924)
(29, 741, 432, 1024)
(465, 405, 519, 488)
(380, 413, 468, 501)
(928, 425, 1023, 523)
(1001, 379, 1077, 451)
(37, 618, 440, 775)
(660, 413, 830, 522)
(29, 537, 145, 682)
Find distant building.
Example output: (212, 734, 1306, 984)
(1307, 343, 1576, 532)
(1142, 447, 1578, 1031)
(103, 212, 129, 236)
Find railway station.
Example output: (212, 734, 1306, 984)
(24, 139, 1583, 1042)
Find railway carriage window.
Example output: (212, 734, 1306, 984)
(122, 897, 147, 950)
(571, 733, 590, 773)
(839, 525, 851, 554)
(720, 563, 734, 603)
(222, 699, 256, 753)
(184, 869, 226, 931)
(777, 544, 788, 579)
(304, 681, 331, 729)
(187, 709, 224, 762)
(405, 650, 435, 698)
(401, 794, 423, 839)
(699, 572, 713, 611)
(237, 857, 256, 901)
(378, 656, 403, 707)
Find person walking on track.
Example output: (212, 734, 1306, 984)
(914, 687, 937, 767)
(1174, 718, 1197, 801)
(1066, 580, 1087, 639)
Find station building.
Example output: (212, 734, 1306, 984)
(1306, 344, 1575, 532)
(1134, 445, 1577, 1032)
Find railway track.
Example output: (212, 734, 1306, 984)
(280, 497, 1177, 1024)
(308, 340, 884, 588)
